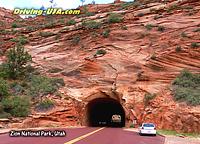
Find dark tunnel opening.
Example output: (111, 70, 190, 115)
(86, 98, 125, 127)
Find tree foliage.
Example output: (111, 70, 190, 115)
(5, 45, 32, 79)
(0, 78, 9, 101)
(172, 70, 200, 105)
(2, 96, 30, 117)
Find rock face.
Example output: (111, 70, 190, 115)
(0, 7, 22, 54)
(0, 0, 200, 132)
(0, 7, 21, 24)
(114, 0, 121, 3)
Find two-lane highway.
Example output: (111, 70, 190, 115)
(0, 127, 165, 144)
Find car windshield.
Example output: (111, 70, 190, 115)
(143, 123, 155, 127)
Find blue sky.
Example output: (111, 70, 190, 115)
(0, 0, 133, 10)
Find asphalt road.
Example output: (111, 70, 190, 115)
(0, 127, 165, 144)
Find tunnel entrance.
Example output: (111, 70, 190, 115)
(86, 98, 125, 127)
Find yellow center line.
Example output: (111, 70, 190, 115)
(64, 127, 105, 144)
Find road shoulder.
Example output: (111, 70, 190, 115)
(164, 135, 200, 144)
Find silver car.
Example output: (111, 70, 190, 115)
(139, 123, 156, 136)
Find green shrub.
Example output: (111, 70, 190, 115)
(181, 32, 188, 38)
(191, 42, 199, 48)
(0, 29, 6, 35)
(10, 38, 18, 43)
(51, 78, 65, 87)
(71, 36, 80, 45)
(108, 13, 123, 23)
(2, 96, 30, 117)
(102, 29, 110, 38)
(48, 68, 63, 73)
(5, 45, 32, 79)
(83, 5, 88, 13)
(0, 78, 9, 100)
(0, 21, 5, 26)
(82, 20, 101, 29)
(11, 29, 18, 34)
(27, 75, 63, 98)
(28, 76, 58, 98)
(25, 26, 36, 32)
(11, 23, 19, 28)
(44, 22, 56, 28)
(172, 70, 200, 105)
(39, 32, 55, 37)
(173, 88, 200, 106)
(154, 15, 163, 20)
(85, 12, 95, 16)
(18, 36, 28, 45)
(91, 32, 98, 38)
(58, 18, 65, 24)
(173, 70, 200, 87)
(183, 5, 193, 10)
(10, 36, 28, 45)
(167, 4, 178, 13)
(145, 24, 154, 30)
(35, 99, 54, 111)
(157, 26, 165, 32)
(130, 123, 135, 128)
(0, 64, 9, 78)
(176, 46, 182, 52)
(10, 82, 24, 95)
(26, 65, 37, 74)
(67, 19, 76, 25)
(144, 93, 156, 105)
(121, 2, 133, 9)
(95, 49, 107, 56)
(132, 1, 141, 8)
(0, 103, 3, 112)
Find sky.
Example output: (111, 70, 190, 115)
(0, 0, 134, 10)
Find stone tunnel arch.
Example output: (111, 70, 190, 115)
(86, 97, 125, 127)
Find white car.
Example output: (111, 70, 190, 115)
(139, 123, 156, 136)
(111, 114, 121, 123)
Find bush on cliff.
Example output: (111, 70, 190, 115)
(108, 13, 123, 23)
(0, 43, 65, 118)
(0, 78, 10, 101)
(82, 20, 102, 29)
(2, 96, 30, 117)
(35, 99, 54, 111)
(67, 19, 76, 25)
(11, 22, 20, 28)
(4, 45, 32, 79)
(0, 103, 4, 113)
(144, 93, 156, 106)
(10, 36, 29, 45)
(27, 75, 64, 98)
(172, 70, 200, 105)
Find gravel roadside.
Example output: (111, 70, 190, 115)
(165, 135, 200, 144)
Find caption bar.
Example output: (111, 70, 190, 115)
(13, 8, 81, 15)
(9, 130, 66, 137)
